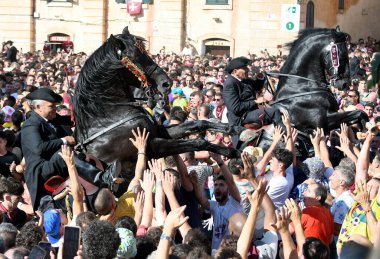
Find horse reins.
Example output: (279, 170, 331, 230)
(77, 51, 162, 150)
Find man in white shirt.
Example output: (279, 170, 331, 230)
(190, 153, 242, 255)
(264, 148, 294, 209)
(329, 165, 355, 237)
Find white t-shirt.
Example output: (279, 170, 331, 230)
(264, 166, 294, 209)
(256, 230, 279, 259)
(210, 196, 243, 254)
(331, 190, 354, 225)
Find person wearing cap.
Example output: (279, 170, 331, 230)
(172, 88, 188, 110)
(222, 57, 282, 131)
(21, 88, 122, 211)
(5, 41, 17, 63)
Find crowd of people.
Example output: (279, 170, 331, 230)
(0, 35, 379, 259)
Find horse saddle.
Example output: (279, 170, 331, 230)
(44, 175, 99, 200)
(44, 154, 104, 200)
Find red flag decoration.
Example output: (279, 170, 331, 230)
(127, 2, 142, 15)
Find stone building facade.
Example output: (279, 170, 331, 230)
(0, 0, 378, 57)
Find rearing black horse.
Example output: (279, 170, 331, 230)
(73, 27, 241, 172)
(257, 27, 368, 153)
(270, 27, 367, 133)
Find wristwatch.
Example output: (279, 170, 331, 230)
(160, 234, 173, 242)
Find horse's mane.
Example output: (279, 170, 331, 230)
(73, 35, 140, 139)
(284, 28, 348, 50)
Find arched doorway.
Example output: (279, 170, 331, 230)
(306, 1, 314, 28)
(204, 38, 230, 56)
(45, 32, 74, 54)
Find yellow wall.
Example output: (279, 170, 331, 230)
(0, 0, 378, 56)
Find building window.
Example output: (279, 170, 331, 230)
(206, 0, 228, 5)
(306, 1, 314, 28)
(338, 0, 344, 10)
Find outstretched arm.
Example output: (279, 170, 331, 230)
(237, 179, 267, 259)
(59, 145, 84, 216)
(271, 207, 297, 259)
(129, 127, 149, 191)
(356, 132, 374, 184)
(210, 152, 240, 202)
(256, 126, 284, 174)
(173, 155, 193, 192)
(139, 170, 155, 228)
(285, 198, 305, 257)
(189, 171, 210, 210)
(155, 206, 189, 259)
(162, 171, 191, 238)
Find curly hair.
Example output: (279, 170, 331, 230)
(15, 221, 43, 250)
(184, 228, 211, 252)
(0, 177, 24, 200)
(82, 220, 120, 259)
(115, 216, 137, 236)
(133, 235, 156, 259)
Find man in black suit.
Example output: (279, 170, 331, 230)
(223, 57, 282, 129)
(21, 88, 121, 211)
(5, 41, 17, 63)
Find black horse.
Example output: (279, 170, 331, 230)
(257, 27, 368, 152)
(73, 27, 241, 173)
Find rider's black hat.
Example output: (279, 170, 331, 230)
(4, 40, 13, 45)
(225, 57, 252, 74)
(26, 88, 63, 103)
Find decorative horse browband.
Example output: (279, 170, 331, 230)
(121, 56, 150, 87)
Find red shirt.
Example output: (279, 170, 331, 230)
(301, 205, 334, 246)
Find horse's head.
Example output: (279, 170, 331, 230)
(323, 27, 350, 90)
(108, 27, 172, 99)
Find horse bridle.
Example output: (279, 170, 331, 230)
(323, 41, 347, 87)
(76, 39, 163, 151)
(265, 40, 347, 104)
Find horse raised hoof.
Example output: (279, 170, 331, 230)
(102, 160, 125, 191)
(239, 128, 262, 142)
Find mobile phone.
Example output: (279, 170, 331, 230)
(29, 245, 47, 259)
(38, 241, 52, 258)
(63, 226, 81, 259)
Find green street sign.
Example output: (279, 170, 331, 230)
(286, 22, 294, 30)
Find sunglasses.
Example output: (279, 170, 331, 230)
(215, 99, 221, 101)
(348, 95, 356, 97)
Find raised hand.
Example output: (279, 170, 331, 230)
(271, 207, 291, 234)
(281, 109, 292, 129)
(310, 128, 322, 146)
(139, 170, 155, 192)
(246, 178, 267, 207)
(210, 152, 224, 165)
(59, 145, 75, 167)
(162, 170, 176, 194)
(133, 191, 145, 215)
(337, 123, 349, 139)
(164, 205, 189, 231)
(148, 159, 163, 179)
(241, 152, 255, 180)
(272, 126, 284, 144)
(335, 136, 352, 154)
(354, 180, 371, 211)
(291, 128, 298, 142)
(129, 127, 150, 153)
(285, 198, 302, 224)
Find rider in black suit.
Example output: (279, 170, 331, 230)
(223, 57, 282, 128)
(21, 88, 121, 211)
